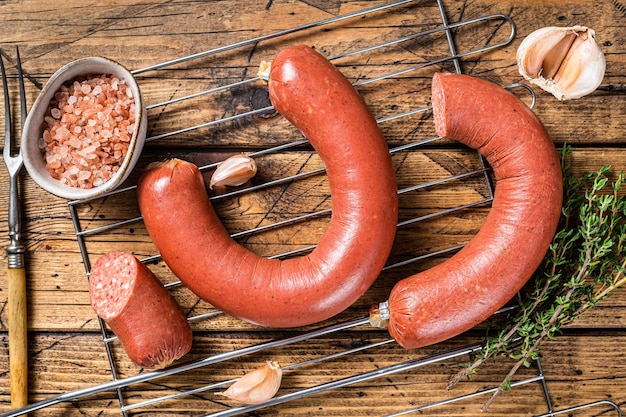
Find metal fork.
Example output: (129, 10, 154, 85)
(2, 46, 29, 409)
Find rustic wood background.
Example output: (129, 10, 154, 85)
(0, 0, 625, 416)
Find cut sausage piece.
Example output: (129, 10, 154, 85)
(372, 73, 563, 349)
(137, 45, 398, 328)
(89, 252, 193, 369)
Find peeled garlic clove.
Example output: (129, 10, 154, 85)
(219, 361, 282, 404)
(209, 154, 257, 189)
(516, 26, 605, 100)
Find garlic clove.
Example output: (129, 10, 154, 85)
(554, 31, 606, 95)
(219, 360, 283, 404)
(517, 27, 575, 79)
(209, 154, 257, 189)
(516, 26, 605, 100)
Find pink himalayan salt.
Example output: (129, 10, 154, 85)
(40, 74, 136, 189)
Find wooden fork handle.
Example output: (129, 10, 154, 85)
(8, 266, 28, 408)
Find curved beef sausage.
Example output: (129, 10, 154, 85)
(137, 45, 398, 328)
(371, 73, 563, 349)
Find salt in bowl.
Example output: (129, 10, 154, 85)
(22, 56, 147, 200)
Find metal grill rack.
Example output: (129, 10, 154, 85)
(3, 1, 623, 416)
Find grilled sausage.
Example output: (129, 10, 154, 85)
(371, 73, 563, 349)
(89, 252, 193, 368)
(137, 45, 398, 328)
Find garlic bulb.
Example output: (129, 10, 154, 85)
(219, 361, 283, 404)
(516, 26, 605, 100)
(209, 154, 257, 189)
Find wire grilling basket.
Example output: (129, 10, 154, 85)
(4, 0, 623, 416)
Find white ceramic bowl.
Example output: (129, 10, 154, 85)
(22, 56, 147, 200)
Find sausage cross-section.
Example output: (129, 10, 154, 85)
(89, 252, 193, 369)
(371, 73, 563, 349)
(137, 45, 398, 328)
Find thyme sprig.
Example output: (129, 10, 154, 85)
(447, 145, 626, 410)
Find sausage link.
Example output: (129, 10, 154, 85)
(89, 252, 193, 369)
(137, 45, 398, 328)
(376, 73, 563, 349)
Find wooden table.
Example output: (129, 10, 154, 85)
(1, 0, 624, 415)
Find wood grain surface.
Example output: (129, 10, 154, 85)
(0, 0, 625, 416)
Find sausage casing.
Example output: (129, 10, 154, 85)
(380, 73, 563, 349)
(89, 252, 193, 368)
(138, 45, 398, 328)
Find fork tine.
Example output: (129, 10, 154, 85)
(16, 46, 26, 130)
(1, 50, 12, 155)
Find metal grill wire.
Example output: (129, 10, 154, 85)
(3, 1, 622, 417)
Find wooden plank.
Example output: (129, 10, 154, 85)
(0, 331, 624, 416)
(0, 0, 622, 149)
